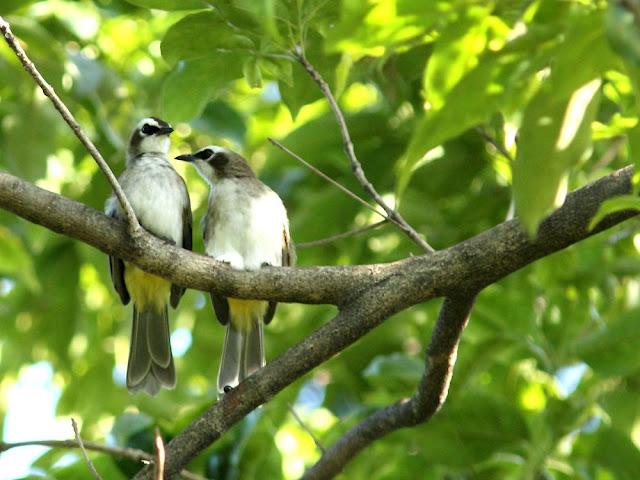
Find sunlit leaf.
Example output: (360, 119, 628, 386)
(513, 12, 614, 235)
(161, 11, 255, 65)
(124, 0, 205, 11)
(162, 55, 243, 122)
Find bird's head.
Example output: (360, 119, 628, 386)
(127, 117, 174, 160)
(175, 146, 254, 183)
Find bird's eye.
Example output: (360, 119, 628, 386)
(195, 149, 214, 160)
(141, 124, 160, 135)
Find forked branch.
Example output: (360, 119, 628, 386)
(295, 53, 435, 254)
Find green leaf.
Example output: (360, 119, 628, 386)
(575, 426, 640, 479)
(0, 226, 40, 291)
(162, 55, 243, 122)
(513, 12, 614, 235)
(514, 78, 602, 235)
(242, 56, 262, 88)
(576, 307, 640, 376)
(51, 455, 127, 480)
(161, 11, 255, 65)
(363, 353, 423, 393)
(0, 0, 37, 14)
(606, 0, 640, 67)
(191, 100, 247, 144)
(396, 19, 551, 197)
(124, 0, 204, 10)
(32, 241, 80, 360)
(422, 6, 492, 111)
(589, 195, 640, 230)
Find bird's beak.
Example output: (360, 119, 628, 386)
(158, 126, 174, 135)
(174, 153, 195, 162)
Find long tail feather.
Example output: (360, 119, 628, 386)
(217, 322, 265, 396)
(127, 305, 175, 395)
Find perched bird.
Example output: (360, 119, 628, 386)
(175, 146, 294, 395)
(106, 117, 192, 395)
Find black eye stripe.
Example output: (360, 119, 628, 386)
(141, 124, 160, 135)
(195, 149, 214, 160)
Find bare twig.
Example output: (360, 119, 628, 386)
(475, 127, 514, 162)
(154, 428, 165, 480)
(591, 136, 625, 173)
(304, 295, 476, 479)
(295, 53, 435, 254)
(0, 437, 207, 480)
(0, 16, 140, 235)
(268, 138, 386, 219)
(287, 403, 326, 454)
(71, 418, 102, 480)
(475, 128, 516, 220)
(296, 220, 388, 250)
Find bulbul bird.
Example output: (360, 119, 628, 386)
(175, 146, 294, 395)
(106, 117, 192, 395)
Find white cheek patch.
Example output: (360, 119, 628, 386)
(140, 135, 170, 154)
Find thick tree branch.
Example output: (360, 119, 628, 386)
(128, 166, 636, 479)
(295, 53, 435, 254)
(0, 16, 140, 235)
(304, 295, 476, 479)
(0, 167, 636, 306)
(1, 167, 637, 478)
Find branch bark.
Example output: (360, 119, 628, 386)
(304, 295, 476, 478)
(1, 167, 637, 479)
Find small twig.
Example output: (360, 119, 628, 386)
(591, 136, 625, 173)
(0, 438, 207, 480)
(296, 220, 388, 250)
(268, 138, 387, 219)
(0, 16, 140, 235)
(294, 53, 435, 254)
(71, 418, 102, 480)
(475, 128, 516, 220)
(154, 428, 165, 480)
(475, 127, 514, 162)
(287, 403, 326, 454)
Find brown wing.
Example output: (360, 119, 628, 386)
(170, 198, 193, 309)
(106, 207, 130, 305)
(264, 226, 294, 325)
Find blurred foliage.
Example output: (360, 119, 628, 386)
(2, 0, 640, 479)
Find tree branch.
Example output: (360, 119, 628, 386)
(0, 16, 140, 235)
(0, 166, 635, 306)
(0, 437, 207, 480)
(303, 295, 476, 479)
(128, 165, 637, 479)
(268, 137, 387, 219)
(296, 220, 388, 250)
(154, 428, 165, 480)
(72, 418, 102, 480)
(295, 53, 435, 254)
(1, 167, 637, 479)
